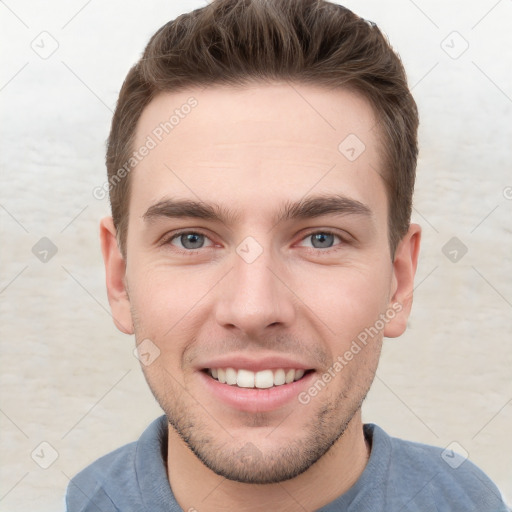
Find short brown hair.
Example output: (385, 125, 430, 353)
(106, 0, 418, 258)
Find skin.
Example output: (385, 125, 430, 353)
(100, 83, 421, 511)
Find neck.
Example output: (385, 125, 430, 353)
(166, 410, 370, 512)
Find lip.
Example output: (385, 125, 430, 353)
(196, 354, 313, 373)
(198, 368, 316, 413)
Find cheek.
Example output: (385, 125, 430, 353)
(127, 261, 211, 353)
(127, 246, 392, 362)
(297, 262, 392, 343)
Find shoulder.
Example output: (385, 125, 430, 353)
(367, 424, 509, 510)
(65, 415, 169, 512)
(65, 441, 138, 511)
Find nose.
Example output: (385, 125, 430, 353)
(214, 243, 296, 338)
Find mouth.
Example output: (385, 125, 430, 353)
(203, 367, 313, 389)
(198, 356, 317, 412)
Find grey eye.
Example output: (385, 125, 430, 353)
(310, 232, 335, 249)
(179, 233, 206, 249)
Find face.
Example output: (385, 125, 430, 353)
(102, 83, 420, 484)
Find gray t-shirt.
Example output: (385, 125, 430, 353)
(66, 415, 509, 511)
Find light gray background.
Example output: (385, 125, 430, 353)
(1, 1, 511, 510)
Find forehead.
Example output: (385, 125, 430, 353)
(130, 82, 387, 225)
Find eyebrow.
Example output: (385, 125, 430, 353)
(142, 194, 373, 226)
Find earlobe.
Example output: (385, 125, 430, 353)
(383, 223, 421, 338)
(99, 217, 134, 335)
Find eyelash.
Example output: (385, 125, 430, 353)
(161, 229, 347, 256)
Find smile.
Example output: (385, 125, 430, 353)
(206, 368, 308, 389)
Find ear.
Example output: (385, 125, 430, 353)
(383, 223, 421, 338)
(99, 217, 134, 335)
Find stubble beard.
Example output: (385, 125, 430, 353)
(145, 367, 372, 484)
(132, 305, 382, 484)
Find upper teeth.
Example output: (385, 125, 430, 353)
(210, 368, 305, 389)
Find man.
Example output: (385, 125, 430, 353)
(66, 0, 509, 510)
